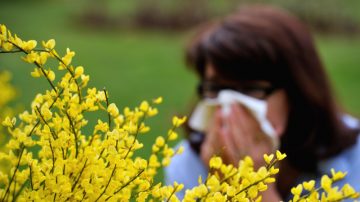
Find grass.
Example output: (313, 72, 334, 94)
(1, 0, 360, 182)
(316, 35, 360, 116)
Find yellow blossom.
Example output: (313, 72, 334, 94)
(321, 175, 332, 192)
(155, 136, 165, 147)
(147, 107, 158, 117)
(22, 40, 37, 52)
(22, 51, 38, 63)
(2, 42, 13, 51)
(275, 150, 286, 160)
(303, 180, 315, 191)
(107, 103, 119, 117)
(172, 116, 187, 127)
(2, 116, 15, 127)
(330, 168, 347, 181)
(168, 130, 178, 140)
(209, 156, 222, 169)
(74, 66, 84, 78)
(30, 68, 42, 78)
(263, 153, 274, 165)
(153, 96, 163, 104)
(42, 39, 55, 50)
(139, 101, 149, 112)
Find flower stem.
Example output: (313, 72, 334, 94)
(95, 165, 117, 202)
(65, 111, 79, 158)
(1, 144, 25, 202)
(105, 169, 145, 201)
(103, 88, 111, 129)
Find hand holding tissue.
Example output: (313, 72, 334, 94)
(189, 90, 278, 148)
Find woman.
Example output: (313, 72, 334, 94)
(165, 5, 360, 200)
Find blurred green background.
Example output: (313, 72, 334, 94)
(1, 0, 360, 182)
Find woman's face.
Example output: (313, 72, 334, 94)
(203, 64, 289, 137)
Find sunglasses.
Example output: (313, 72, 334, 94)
(197, 80, 279, 100)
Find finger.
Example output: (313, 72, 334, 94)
(201, 108, 223, 164)
(204, 107, 222, 146)
(224, 110, 249, 156)
(217, 124, 240, 165)
(227, 103, 257, 152)
(231, 103, 262, 139)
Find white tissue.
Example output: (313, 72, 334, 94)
(189, 90, 278, 148)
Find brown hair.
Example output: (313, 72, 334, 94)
(186, 6, 359, 173)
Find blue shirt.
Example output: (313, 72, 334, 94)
(165, 115, 360, 200)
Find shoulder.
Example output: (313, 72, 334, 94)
(318, 134, 360, 192)
(342, 114, 360, 129)
(164, 140, 208, 188)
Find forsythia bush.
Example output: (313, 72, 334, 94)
(0, 70, 17, 173)
(0, 24, 359, 202)
(0, 70, 16, 146)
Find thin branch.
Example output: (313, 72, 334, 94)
(103, 88, 111, 129)
(65, 112, 78, 158)
(166, 184, 180, 202)
(1, 144, 25, 201)
(35, 106, 58, 140)
(95, 165, 117, 202)
(8, 41, 58, 93)
(71, 159, 88, 192)
(12, 178, 29, 202)
(105, 169, 145, 201)
(52, 52, 82, 103)
(0, 49, 49, 54)
(29, 163, 34, 190)
(123, 111, 149, 159)
(48, 139, 56, 174)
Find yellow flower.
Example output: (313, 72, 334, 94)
(74, 66, 84, 78)
(264, 177, 275, 184)
(269, 167, 279, 175)
(176, 146, 184, 154)
(162, 157, 171, 167)
(342, 184, 357, 198)
(22, 51, 39, 63)
(303, 180, 315, 191)
(275, 150, 286, 160)
(209, 156, 222, 169)
(62, 48, 75, 66)
(206, 176, 220, 191)
(22, 40, 37, 52)
(330, 168, 347, 181)
(30, 68, 42, 78)
(2, 116, 16, 127)
(321, 175, 332, 192)
(153, 96, 163, 104)
(107, 103, 119, 117)
(2, 42, 13, 51)
(263, 154, 274, 165)
(47, 70, 55, 81)
(94, 119, 109, 133)
(134, 158, 147, 169)
(81, 74, 90, 87)
(42, 39, 55, 50)
(291, 184, 303, 195)
(37, 52, 49, 65)
(226, 186, 236, 197)
(147, 107, 158, 117)
(248, 186, 259, 199)
(139, 101, 149, 112)
(155, 136, 165, 147)
(172, 116, 187, 127)
(139, 123, 150, 133)
(167, 130, 178, 140)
